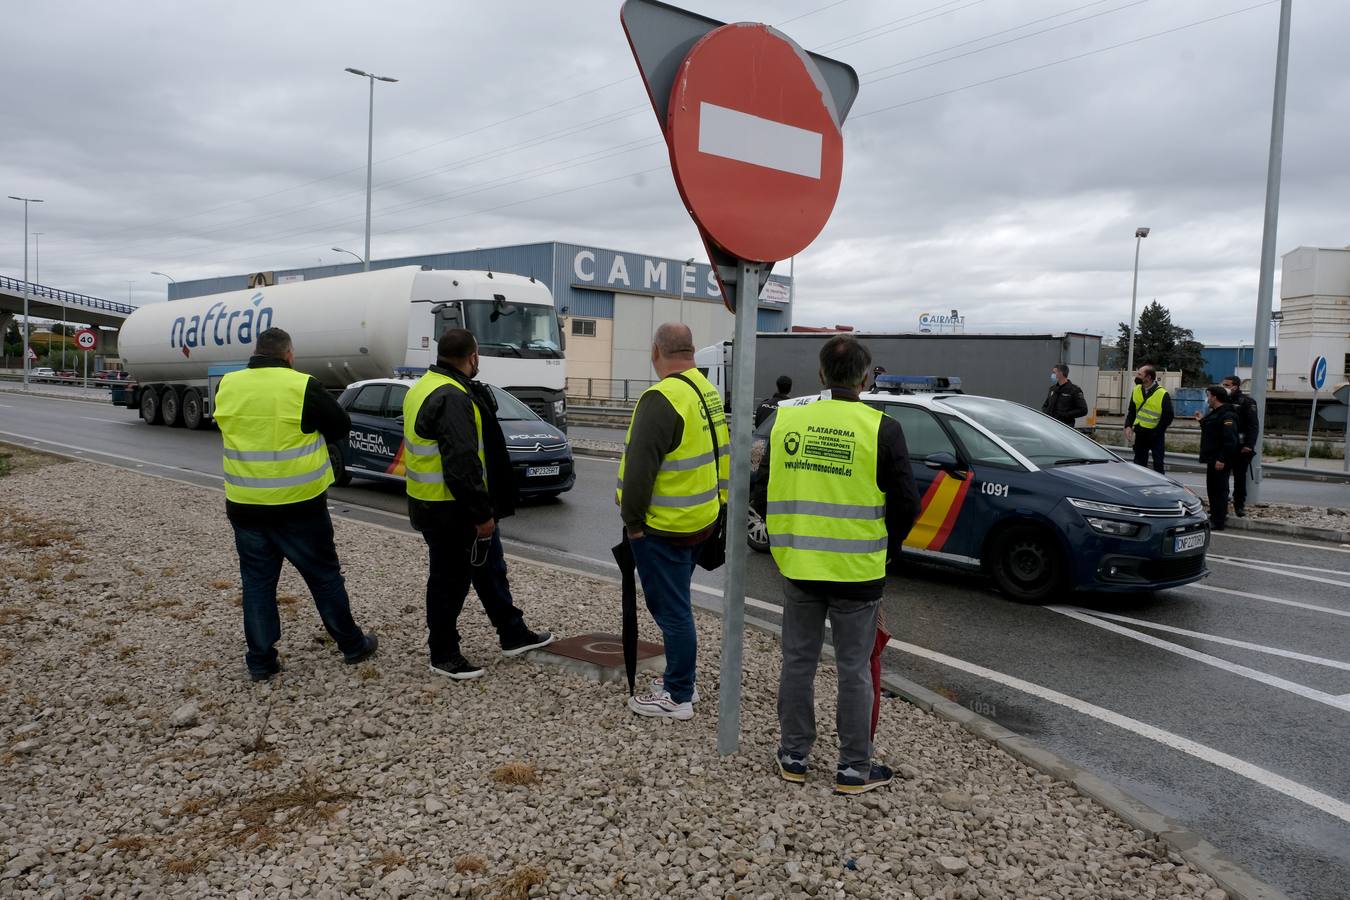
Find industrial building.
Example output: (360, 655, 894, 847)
(170, 241, 793, 390)
(1277, 245, 1350, 392)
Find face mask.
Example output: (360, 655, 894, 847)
(1134, 376, 1144, 385)
(1050, 372, 1058, 383)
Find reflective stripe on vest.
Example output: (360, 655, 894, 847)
(766, 400, 887, 582)
(402, 371, 485, 502)
(214, 367, 334, 506)
(616, 368, 729, 534)
(1132, 384, 1168, 429)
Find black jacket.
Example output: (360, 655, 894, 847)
(751, 388, 921, 601)
(1198, 402, 1240, 465)
(1229, 389, 1260, 448)
(407, 365, 515, 532)
(1124, 383, 1175, 432)
(755, 392, 790, 427)
(224, 355, 351, 526)
(1042, 380, 1088, 425)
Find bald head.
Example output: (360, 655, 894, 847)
(651, 322, 696, 377)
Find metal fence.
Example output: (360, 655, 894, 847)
(0, 276, 137, 314)
(566, 377, 658, 405)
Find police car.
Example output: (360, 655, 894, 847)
(750, 375, 1209, 603)
(330, 377, 575, 499)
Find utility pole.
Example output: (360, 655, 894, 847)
(344, 67, 399, 272)
(8, 195, 43, 386)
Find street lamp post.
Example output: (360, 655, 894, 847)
(332, 247, 365, 266)
(1123, 226, 1150, 412)
(344, 67, 398, 272)
(8, 195, 43, 386)
(34, 232, 54, 368)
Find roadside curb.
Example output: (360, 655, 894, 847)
(571, 445, 622, 460)
(1224, 515, 1350, 544)
(0, 385, 111, 405)
(874, 669, 1293, 900)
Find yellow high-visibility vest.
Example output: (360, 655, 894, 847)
(402, 371, 485, 502)
(1132, 384, 1168, 429)
(616, 368, 728, 534)
(215, 367, 333, 505)
(767, 400, 887, 582)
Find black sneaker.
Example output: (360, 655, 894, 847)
(430, 654, 485, 680)
(343, 632, 379, 665)
(776, 751, 808, 784)
(1234, 506, 1246, 518)
(501, 630, 556, 658)
(835, 762, 893, 796)
(250, 663, 282, 683)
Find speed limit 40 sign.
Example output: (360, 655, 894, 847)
(75, 329, 98, 351)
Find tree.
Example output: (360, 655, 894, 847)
(1116, 300, 1208, 386)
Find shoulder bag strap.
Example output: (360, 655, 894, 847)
(670, 372, 720, 472)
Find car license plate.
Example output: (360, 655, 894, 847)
(526, 465, 560, 477)
(1174, 532, 1206, 553)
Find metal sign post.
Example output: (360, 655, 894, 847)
(1337, 384, 1350, 473)
(1305, 355, 1327, 466)
(621, 0, 858, 755)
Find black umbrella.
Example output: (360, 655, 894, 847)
(611, 532, 638, 696)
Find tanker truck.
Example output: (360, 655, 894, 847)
(114, 266, 567, 430)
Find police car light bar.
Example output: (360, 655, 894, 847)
(873, 374, 963, 394)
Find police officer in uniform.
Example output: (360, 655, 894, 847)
(755, 375, 793, 427)
(1221, 375, 1260, 517)
(1124, 363, 1173, 473)
(752, 335, 920, 795)
(403, 329, 555, 679)
(215, 327, 378, 681)
(1196, 385, 1240, 530)
(617, 322, 729, 720)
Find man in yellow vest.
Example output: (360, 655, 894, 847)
(617, 322, 728, 720)
(215, 327, 378, 682)
(752, 335, 919, 795)
(1123, 363, 1174, 473)
(404, 329, 555, 679)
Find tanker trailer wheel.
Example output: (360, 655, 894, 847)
(140, 386, 163, 425)
(181, 388, 205, 430)
(161, 388, 183, 427)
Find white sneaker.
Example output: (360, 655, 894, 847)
(651, 676, 699, 703)
(628, 690, 694, 720)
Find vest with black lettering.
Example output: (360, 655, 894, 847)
(767, 400, 887, 582)
(402, 371, 485, 502)
(214, 367, 334, 505)
(1131, 384, 1168, 430)
(615, 368, 729, 534)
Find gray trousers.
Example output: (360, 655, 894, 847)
(777, 580, 880, 771)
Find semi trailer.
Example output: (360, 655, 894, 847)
(113, 266, 567, 430)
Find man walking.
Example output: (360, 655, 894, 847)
(1221, 375, 1260, 517)
(1042, 364, 1088, 426)
(756, 375, 793, 427)
(1196, 385, 1240, 530)
(403, 329, 554, 679)
(617, 322, 728, 720)
(1123, 364, 1173, 473)
(752, 335, 920, 795)
(214, 327, 378, 682)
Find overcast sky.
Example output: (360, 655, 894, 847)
(3, 0, 1345, 345)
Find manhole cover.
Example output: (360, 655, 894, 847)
(543, 632, 663, 665)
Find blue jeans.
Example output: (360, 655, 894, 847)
(422, 526, 527, 663)
(231, 506, 366, 676)
(630, 534, 700, 703)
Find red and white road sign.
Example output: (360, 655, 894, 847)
(75, 329, 98, 351)
(665, 23, 845, 264)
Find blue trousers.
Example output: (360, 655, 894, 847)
(630, 534, 700, 704)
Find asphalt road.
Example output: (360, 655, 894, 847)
(3, 392, 1349, 900)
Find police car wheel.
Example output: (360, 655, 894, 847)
(990, 524, 1063, 604)
(747, 509, 770, 553)
(328, 443, 352, 487)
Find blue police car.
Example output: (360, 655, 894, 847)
(330, 377, 575, 499)
(750, 376, 1209, 603)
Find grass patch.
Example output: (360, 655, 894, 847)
(248, 752, 282, 772)
(164, 857, 205, 876)
(107, 835, 153, 852)
(490, 762, 539, 786)
(0, 442, 66, 477)
(0, 607, 31, 627)
(208, 579, 233, 590)
(495, 865, 548, 900)
(372, 851, 407, 872)
(102, 692, 130, 707)
(357, 664, 380, 681)
(116, 646, 140, 660)
(454, 855, 488, 874)
(223, 779, 353, 849)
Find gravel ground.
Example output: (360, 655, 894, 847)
(1239, 503, 1350, 533)
(2, 454, 1233, 899)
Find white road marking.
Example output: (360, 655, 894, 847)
(1078, 609, 1350, 672)
(1208, 555, 1350, 589)
(1190, 583, 1350, 619)
(1213, 531, 1350, 555)
(882, 632, 1350, 826)
(698, 102, 823, 179)
(1210, 553, 1350, 578)
(1049, 606, 1350, 712)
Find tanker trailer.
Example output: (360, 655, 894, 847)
(115, 266, 567, 429)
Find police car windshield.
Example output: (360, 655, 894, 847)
(489, 385, 541, 422)
(939, 396, 1115, 466)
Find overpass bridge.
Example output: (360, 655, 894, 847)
(0, 275, 137, 332)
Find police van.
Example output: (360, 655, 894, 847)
(330, 377, 575, 499)
(750, 375, 1208, 603)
